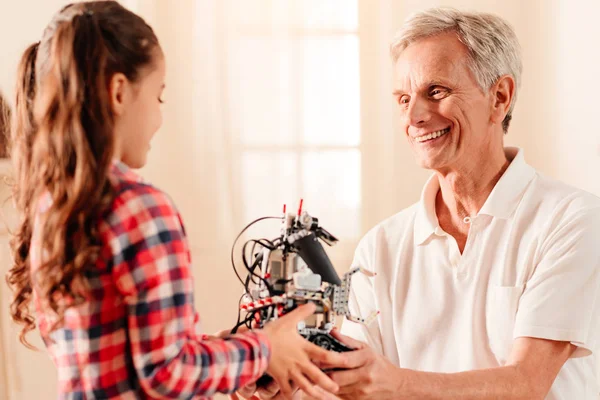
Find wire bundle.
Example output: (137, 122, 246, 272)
(230, 216, 282, 333)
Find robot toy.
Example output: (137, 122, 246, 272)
(230, 200, 378, 354)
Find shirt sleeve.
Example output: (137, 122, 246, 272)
(106, 184, 271, 398)
(513, 206, 600, 358)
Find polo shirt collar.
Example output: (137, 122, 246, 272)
(414, 147, 536, 246)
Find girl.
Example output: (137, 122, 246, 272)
(6, 2, 343, 399)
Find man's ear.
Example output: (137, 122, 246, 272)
(108, 73, 129, 116)
(490, 74, 516, 126)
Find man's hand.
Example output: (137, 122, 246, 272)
(237, 329, 391, 400)
(323, 330, 401, 400)
(326, 332, 576, 399)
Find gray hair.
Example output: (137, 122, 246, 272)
(391, 8, 522, 133)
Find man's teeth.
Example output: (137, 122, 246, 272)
(415, 128, 450, 143)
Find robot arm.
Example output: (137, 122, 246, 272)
(332, 267, 379, 324)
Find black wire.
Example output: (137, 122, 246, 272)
(232, 303, 279, 333)
(241, 241, 255, 286)
(242, 240, 276, 292)
(246, 261, 261, 286)
(230, 216, 280, 287)
(248, 241, 262, 285)
(255, 238, 277, 248)
(248, 239, 277, 279)
(230, 217, 293, 334)
(250, 240, 258, 264)
(242, 240, 259, 278)
(252, 256, 273, 292)
(232, 311, 255, 334)
(232, 292, 246, 334)
(232, 294, 265, 334)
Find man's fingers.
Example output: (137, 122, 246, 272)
(305, 341, 371, 371)
(304, 343, 347, 369)
(329, 329, 366, 350)
(337, 348, 372, 370)
(328, 367, 366, 390)
(335, 382, 366, 397)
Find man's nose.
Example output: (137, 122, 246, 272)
(406, 97, 432, 126)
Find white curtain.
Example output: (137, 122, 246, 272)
(125, 0, 409, 338)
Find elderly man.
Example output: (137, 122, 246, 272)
(237, 7, 600, 400)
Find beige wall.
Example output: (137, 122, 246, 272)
(554, 0, 600, 196)
(0, 1, 598, 399)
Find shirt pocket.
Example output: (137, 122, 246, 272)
(487, 284, 525, 365)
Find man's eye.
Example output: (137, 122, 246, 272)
(399, 95, 410, 104)
(430, 88, 448, 99)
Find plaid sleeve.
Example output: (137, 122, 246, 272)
(106, 183, 271, 398)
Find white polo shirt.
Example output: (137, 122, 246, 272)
(341, 147, 600, 399)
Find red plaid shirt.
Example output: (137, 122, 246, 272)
(31, 160, 270, 399)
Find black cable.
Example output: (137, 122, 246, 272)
(230, 216, 280, 287)
(232, 301, 261, 334)
(232, 312, 254, 334)
(242, 242, 262, 275)
(248, 241, 261, 286)
(230, 217, 295, 334)
(255, 238, 277, 248)
(241, 241, 275, 293)
(232, 292, 246, 334)
(233, 304, 278, 333)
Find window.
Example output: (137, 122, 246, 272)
(222, 0, 362, 240)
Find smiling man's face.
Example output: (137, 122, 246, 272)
(393, 32, 497, 172)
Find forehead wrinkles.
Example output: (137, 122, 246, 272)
(396, 54, 465, 93)
(394, 34, 471, 93)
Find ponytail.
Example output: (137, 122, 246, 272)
(7, 41, 41, 349)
